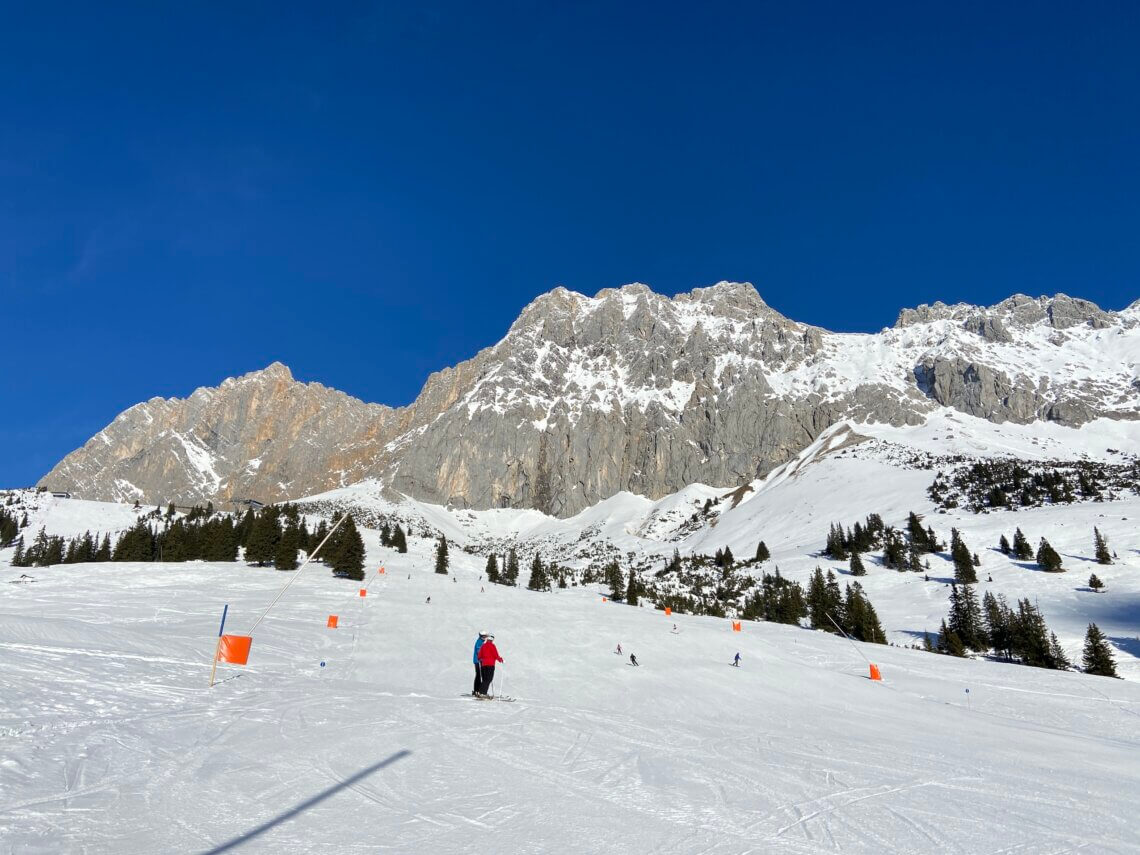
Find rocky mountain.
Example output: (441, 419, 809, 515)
(38, 283, 1140, 514)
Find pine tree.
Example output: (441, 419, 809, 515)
(999, 534, 1011, 555)
(1036, 538, 1064, 572)
(330, 515, 365, 580)
(605, 562, 625, 602)
(11, 536, 25, 567)
(504, 548, 520, 585)
(485, 553, 499, 584)
(849, 552, 865, 576)
(434, 535, 449, 574)
(1088, 573, 1105, 592)
(1012, 527, 1033, 560)
(527, 554, 549, 591)
(1093, 528, 1112, 565)
(755, 541, 770, 562)
(983, 591, 1013, 659)
(1082, 623, 1118, 677)
(824, 523, 848, 560)
(244, 511, 280, 566)
(274, 537, 299, 571)
(625, 571, 640, 606)
(722, 546, 735, 567)
(948, 583, 986, 651)
(95, 533, 112, 562)
(807, 567, 843, 631)
(392, 524, 408, 553)
(380, 522, 391, 547)
(937, 619, 966, 657)
(842, 582, 886, 643)
(950, 529, 977, 584)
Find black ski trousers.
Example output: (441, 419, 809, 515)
(473, 664, 483, 694)
(477, 665, 496, 696)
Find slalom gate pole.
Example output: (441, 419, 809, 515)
(826, 612, 871, 665)
(246, 512, 350, 635)
(208, 603, 229, 688)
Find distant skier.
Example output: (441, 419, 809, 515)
(629, 653, 639, 667)
(732, 652, 741, 667)
(615, 643, 622, 655)
(426, 596, 431, 604)
(671, 624, 679, 634)
(472, 632, 488, 695)
(477, 634, 504, 696)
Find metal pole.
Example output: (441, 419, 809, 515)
(208, 604, 229, 687)
(246, 512, 349, 635)
(826, 612, 871, 665)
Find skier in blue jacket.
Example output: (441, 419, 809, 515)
(472, 632, 487, 695)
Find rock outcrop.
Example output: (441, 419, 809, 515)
(39, 284, 1140, 514)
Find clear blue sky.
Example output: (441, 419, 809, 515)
(2, 1, 1138, 486)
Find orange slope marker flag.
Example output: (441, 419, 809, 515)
(732, 621, 742, 632)
(218, 634, 252, 665)
(327, 615, 339, 629)
(664, 607, 672, 616)
(359, 588, 367, 598)
(869, 663, 882, 681)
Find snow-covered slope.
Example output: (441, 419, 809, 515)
(13, 401, 1140, 685)
(2, 541, 1139, 853)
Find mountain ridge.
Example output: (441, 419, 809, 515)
(39, 282, 1140, 513)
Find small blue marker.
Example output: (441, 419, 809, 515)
(320, 661, 326, 668)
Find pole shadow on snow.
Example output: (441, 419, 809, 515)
(199, 750, 411, 854)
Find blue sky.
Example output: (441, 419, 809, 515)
(2, 1, 1138, 486)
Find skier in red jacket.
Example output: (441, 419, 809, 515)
(476, 635, 504, 697)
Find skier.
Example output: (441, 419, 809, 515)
(671, 624, 679, 634)
(426, 596, 431, 604)
(732, 652, 741, 667)
(476, 634, 504, 696)
(629, 653, 639, 667)
(472, 632, 488, 695)
(615, 643, 622, 655)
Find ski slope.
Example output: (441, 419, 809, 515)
(3, 533, 1139, 854)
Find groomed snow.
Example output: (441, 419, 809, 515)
(2, 536, 1139, 853)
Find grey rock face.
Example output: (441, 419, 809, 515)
(39, 285, 1140, 514)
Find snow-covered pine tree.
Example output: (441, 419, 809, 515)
(755, 541, 769, 562)
(849, 552, 865, 576)
(999, 534, 1011, 555)
(1088, 573, 1105, 592)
